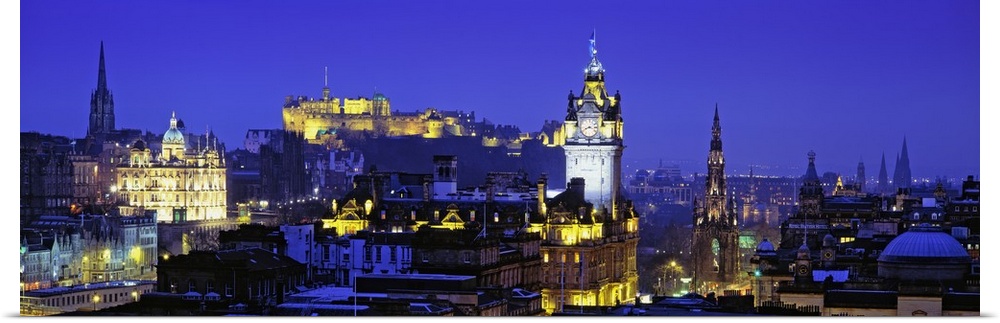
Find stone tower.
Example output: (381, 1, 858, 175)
(88, 42, 115, 138)
(692, 106, 740, 292)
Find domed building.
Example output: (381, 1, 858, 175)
(161, 112, 186, 161)
(877, 224, 972, 282)
(116, 112, 227, 228)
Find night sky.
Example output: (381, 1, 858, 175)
(20, 0, 980, 180)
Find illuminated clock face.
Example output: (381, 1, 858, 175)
(797, 265, 808, 275)
(581, 118, 598, 137)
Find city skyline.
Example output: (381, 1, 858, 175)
(21, 1, 979, 179)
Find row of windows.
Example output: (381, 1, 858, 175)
(361, 246, 409, 263)
(33, 289, 146, 308)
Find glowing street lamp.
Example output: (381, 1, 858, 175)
(92, 294, 100, 311)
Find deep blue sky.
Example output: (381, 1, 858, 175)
(20, 0, 980, 179)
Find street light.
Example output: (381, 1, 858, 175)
(92, 294, 100, 311)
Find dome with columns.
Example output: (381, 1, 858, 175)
(162, 112, 185, 145)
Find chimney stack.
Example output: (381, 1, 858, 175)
(537, 173, 548, 216)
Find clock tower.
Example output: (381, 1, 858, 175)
(562, 33, 624, 214)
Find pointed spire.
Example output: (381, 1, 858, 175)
(89, 41, 115, 137)
(898, 136, 911, 188)
(97, 41, 107, 91)
(205, 125, 211, 151)
(902, 136, 909, 156)
(711, 104, 722, 149)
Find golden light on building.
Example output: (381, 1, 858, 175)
(115, 112, 226, 223)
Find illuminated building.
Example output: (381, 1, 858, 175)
(20, 280, 155, 316)
(115, 112, 227, 223)
(533, 34, 638, 313)
(316, 35, 638, 314)
(281, 81, 479, 144)
(20, 214, 158, 289)
(691, 106, 741, 293)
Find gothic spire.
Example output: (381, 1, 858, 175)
(704, 105, 727, 222)
(97, 41, 107, 91)
(711, 103, 722, 151)
(88, 41, 115, 137)
(901, 136, 909, 158)
(898, 136, 911, 188)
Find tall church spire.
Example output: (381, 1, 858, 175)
(878, 152, 890, 195)
(897, 137, 911, 189)
(97, 41, 107, 91)
(88, 41, 115, 138)
(711, 103, 721, 150)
